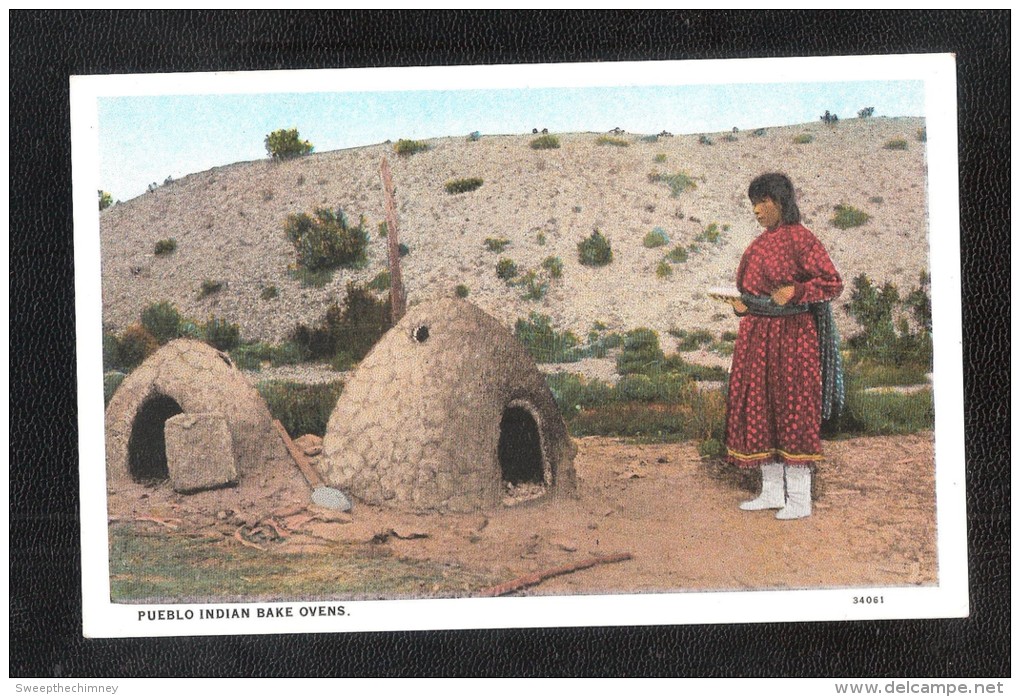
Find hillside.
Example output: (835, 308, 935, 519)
(99, 117, 930, 349)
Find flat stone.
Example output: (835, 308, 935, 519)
(164, 413, 237, 493)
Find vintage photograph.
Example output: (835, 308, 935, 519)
(71, 54, 966, 638)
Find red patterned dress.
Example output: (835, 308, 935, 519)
(725, 223, 843, 468)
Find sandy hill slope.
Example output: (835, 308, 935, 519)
(100, 117, 930, 345)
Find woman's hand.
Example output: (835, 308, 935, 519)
(771, 285, 796, 306)
(726, 298, 748, 314)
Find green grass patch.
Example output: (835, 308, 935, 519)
(655, 260, 673, 279)
(670, 328, 715, 351)
(154, 238, 177, 256)
(648, 170, 698, 197)
(643, 227, 670, 248)
(484, 237, 510, 253)
(595, 135, 629, 147)
(256, 380, 345, 438)
(496, 257, 518, 281)
(667, 245, 689, 263)
(831, 204, 871, 229)
(530, 134, 560, 149)
(367, 271, 391, 291)
(394, 139, 430, 156)
(846, 361, 930, 388)
(109, 526, 497, 603)
(444, 177, 483, 194)
(825, 387, 934, 437)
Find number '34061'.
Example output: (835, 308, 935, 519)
(852, 596, 885, 605)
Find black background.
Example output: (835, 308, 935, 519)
(10, 10, 1009, 677)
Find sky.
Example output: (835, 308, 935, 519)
(98, 79, 924, 202)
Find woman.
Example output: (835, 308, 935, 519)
(724, 173, 844, 520)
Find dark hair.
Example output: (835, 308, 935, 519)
(748, 173, 801, 224)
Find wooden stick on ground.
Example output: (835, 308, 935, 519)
(477, 552, 633, 597)
(272, 419, 325, 489)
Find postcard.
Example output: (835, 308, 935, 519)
(70, 53, 965, 638)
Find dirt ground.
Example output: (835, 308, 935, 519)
(106, 431, 937, 598)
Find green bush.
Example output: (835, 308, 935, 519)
(289, 267, 334, 289)
(455, 284, 470, 298)
(118, 324, 159, 369)
(270, 341, 305, 367)
(848, 361, 930, 388)
(288, 282, 392, 363)
(662, 354, 728, 381)
(140, 301, 182, 344)
(844, 272, 932, 370)
(595, 135, 629, 147)
(99, 190, 113, 211)
(484, 237, 510, 253)
(198, 280, 223, 299)
(648, 171, 697, 197)
(541, 255, 563, 278)
(445, 177, 484, 194)
(398, 243, 409, 257)
(793, 133, 814, 144)
(826, 387, 934, 436)
(667, 245, 689, 263)
(831, 204, 870, 229)
(643, 227, 670, 248)
(496, 257, 519, 281)
(697, 222, 722, 244)
(515, 270, 548, 301)
(546, 372, 616, 416)
(154, 238, 176, 256)
(230, 342, 273, 371)
(330, 350, 357, 372)
(104, 371, 126, 405)
(536, 232, 547, 246)
(699, 438, 724, 458)
(515, 313, 581, 363)
(264, 128, 313, 159)
(884, 139, 909, 150)
(578, 229, 613, 267)
(653, 153, 667, 163)
(858, 107, 875, 118)
(102, 331, 122, 372)
(468, 131, 481, 142)
(202, 317, 241, 352)
(640, 135, 659, 143)
(395, 139, 430, 157)
(367, 271, 391, 291)
(656, 260, 673, 279)
(616, 328, 665, 375)
(671, 328, 714, 351)
(285, 208, 368, 272)
(256, 380, 345, 438)
(698, 135, 713, 146)
(261, 285, 279, 301)
(530, 134, 560, 150)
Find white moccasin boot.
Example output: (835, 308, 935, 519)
(776, 465, 812, 520)
(739, 462, 785, 510)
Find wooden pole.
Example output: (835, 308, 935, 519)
(380, 157, 407, 324)
(477, 552, 633, 597)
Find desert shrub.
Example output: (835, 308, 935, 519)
(230, 342, 273, 371)
(98, 190, 113, 211)
(671, 328, 714, 351)
(844, 272, 932, 370)
(697, 222, 722, 244)
(264, 128, 313, 159)
(857, 106, 875, 118)
(752, 128, 767, 137)
(578, 229, 613, 267)
(104, 371, 126, 405)
(567, 402, 692, 441)
(270, 341, 305, 367)
(467, 131, 481, 142)
(484, 237, 510, 253)
(721, 330, 738, 342)
(445, 177, 484, 194)
(516, 270, 548, 301)
(618, 372, 691, 403)
(394, 139, 429, 157)
(118, 324, 159, 369)
(884, 138, 909, 150)
(455, 284, 470, 298)
(595, 135, 629, 147)
(546, 372, 616, 417)
(643, 227, 670, 248)
(720, 134, 738, 143)
(140, 301, 182, 344)
(793, 133, 814, 144)
(831, 204, 871, 229)
(648, 170, 697, 197)
(495, 257, 518, 281)
(661, 354, 728, 381)
(698, 135, 714, 146)
(285, 207, 369, 271)
(667, 245, 689, 263)
(848, 361, 930, 388)
(530, 134, 560, 150)
(825, 386, 934, 437)
(616, 328, 665, 375)
(202, 317, 241, 352)
(917, 127, 927, 142)
(515, 312, 582, 363)
(869, 196, 885, 205)
(640, 134, 659, 143)
(256, 380, 345, 438)
(541, 256, 563, 278)
(377, 221, 388, 237)
(198, 280, 223, 298)
(699, 438, 724, 458)
(367, 271, 391, 292)
(261, 285, 279, 301)
(398, 243, 409, 257)
(153, 238, 177, 256)
(536, 232, 547, 246)
(289, 267, 334, 288)
(656, 261, 673, 279)
(331, 350, 357, 372)
(178, 320, 202, 340)
(288, 282, 392, 364)
(653, 153, 667, 163)
(102, 331, 122, 371)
